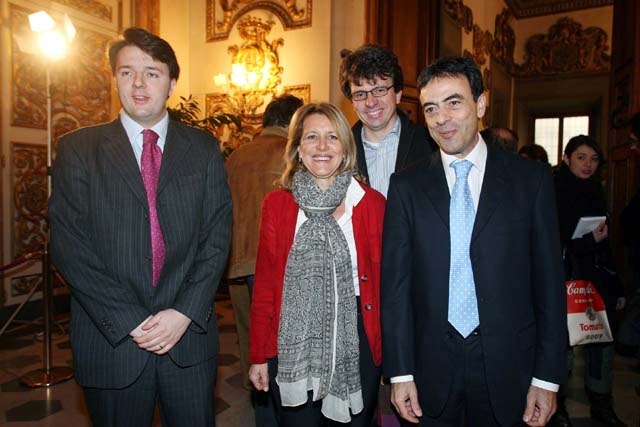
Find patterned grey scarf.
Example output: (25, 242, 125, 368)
(277, 170, 363, 423)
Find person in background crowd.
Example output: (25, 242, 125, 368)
(519, 144, 550, 165)
(248, 103, 385, 427)
(552, 135, 627, 427)
(480, 126, 519, 153)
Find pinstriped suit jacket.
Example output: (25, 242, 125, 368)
(49, 118, 232, 389)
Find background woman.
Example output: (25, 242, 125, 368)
(551, 135, 626, 427)
(248, 103, 385, 426)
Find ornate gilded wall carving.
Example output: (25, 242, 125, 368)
(471, 25, 492, 66)
(517, 17, 611, 76)
(53, 0, 112, 21)
(207, 0, 312, 41)
(443, 0, 473, 34)
(492, 9, 516, 69)
(505, 0, 613, 19)
(12, 143, 47, 258)
(10, 5, 112, 142)
(282, 84, 310, 104)
(206, 84, 310, 152)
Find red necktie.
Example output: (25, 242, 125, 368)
(141, 129, 165, 287)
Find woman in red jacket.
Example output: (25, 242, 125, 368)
(248, 103, 385, 426)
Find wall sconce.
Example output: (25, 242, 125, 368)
(214, 16, 284, 118)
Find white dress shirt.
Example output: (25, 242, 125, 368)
(120, 110, 169, 169)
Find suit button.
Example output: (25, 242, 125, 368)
(360, 275, 368, 282)
(364, 304, 372, 311)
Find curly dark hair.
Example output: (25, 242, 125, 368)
(417, 57, 483, 101)
(339, 44, 403, 99)
(108, 27, 180, 80)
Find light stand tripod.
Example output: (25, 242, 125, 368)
(19, 66, 73, 387)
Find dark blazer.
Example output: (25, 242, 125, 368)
(249, 183, 386, 366)
(381, 144, 567, 425)
(49, 118, 232, 389)
(352, 110, 433, 183)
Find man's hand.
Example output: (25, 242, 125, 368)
(391, 381, 422, 423)
(132, 309, 191, 355)
(522, 385, 557, 426)
(248, 363, 269, 391)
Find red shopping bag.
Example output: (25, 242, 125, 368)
(566, 280, 613, 346)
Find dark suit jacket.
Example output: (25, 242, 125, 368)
(352, 110, 433, 184)
(381, 144, 567, 425)
(49, 118, 232, 389)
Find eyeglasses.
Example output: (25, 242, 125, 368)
(351, 85, 393, 101)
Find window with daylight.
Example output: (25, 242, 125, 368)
(533, 116, 590, 166)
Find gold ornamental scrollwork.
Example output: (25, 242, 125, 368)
(12, 143, 48, 258)
(207, 0, 312, 41)
(443, 0, 473, 34)
(53, 0, 112, 21)
(517, 17, 611, 76)
(282, 84, 310, 104)
(226, 16, 284, 115)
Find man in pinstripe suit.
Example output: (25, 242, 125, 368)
(49, 28, 231, 426)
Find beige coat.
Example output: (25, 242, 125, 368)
(225, 127, 288, 278)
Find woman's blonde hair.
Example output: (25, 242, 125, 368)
(280, 102, 357, 190)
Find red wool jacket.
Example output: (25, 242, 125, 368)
(249, 184, 385, 366)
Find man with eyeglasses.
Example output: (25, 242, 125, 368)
(339, 44, 433, 197)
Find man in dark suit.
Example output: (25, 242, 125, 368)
(339, 44, 433, 197)
(381, 57, 566, 426)
(49, 28, 231, 426)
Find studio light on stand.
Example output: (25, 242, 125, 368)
(20, 10, 75, 388)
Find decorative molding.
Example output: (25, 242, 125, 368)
(282, 84, 310, 104)
(517, 17, 610, 76)
(12, 143, 47, 258)
(491, 8, 516, 69)
(10, 5, 112, 146)
(471, 25, 492, 66)
(53, 0, 112, 21)
(505, 0, 613, 19)
(443, 0, 473, 34)
(207, 0, 312, 41)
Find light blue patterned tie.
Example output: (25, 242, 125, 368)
(448, 160, 479, 337)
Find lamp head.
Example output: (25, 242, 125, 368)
(28, 11, 75, 61)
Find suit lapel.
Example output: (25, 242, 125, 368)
(421, 151, 450, 228)
(353, 122, 370, 183)
(472, 147, 508, 242)
(394, 112, 413, 172)
(101, 119, 148, 206)
(157, 121, 191, 195)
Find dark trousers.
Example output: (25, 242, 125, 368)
(417, 326, 507, 427)
(83, 354, 217, 427)
(268, 303, 380, 426)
